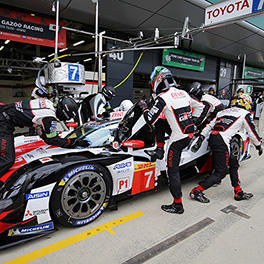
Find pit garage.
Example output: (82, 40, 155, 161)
(0, 0, 264, 263)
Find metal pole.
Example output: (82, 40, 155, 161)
(54, 0, 60, 58)
(95, 0, 99, 59)
(242, 53, 247, 84)
(98, 31, 104, 90)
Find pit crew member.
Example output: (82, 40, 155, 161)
(188, 82, 225, 131)
(80, 86, 116, 122)
(190, 93, 262, 203)
(138, 66, 196, 214)
(0, 96, 89, 187)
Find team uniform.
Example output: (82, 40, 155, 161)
(195, 94, 225, 130)
(80, 86, 116, 123)
(142, 87, 195, 212)
(190, 94, 262, 203)
(0, 97, 85, 185)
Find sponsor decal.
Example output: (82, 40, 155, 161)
(40, 157, 53, 163)
(26, 191, 49, 200)
(171, 91, 185, 99)
(179, 111, 192, 122)
(150, 106, 159, 115)
(110, 111, 125, 119)
(50, 121, 57, 133)
(147, 112, 153, 120)
(8, 222, 54, 236)
(59, 165, 96, 186)
(39, 98, 47, 108)
(15, 101, 23, 112)
(74, 202, 108, 225)
(24, 209, 48, 218)
(134, 162, 155, 171)
(113, 161, 132, 170)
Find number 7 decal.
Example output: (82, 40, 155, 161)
(144, 171, 153, 188)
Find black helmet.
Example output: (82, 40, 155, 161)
(56, 96, 79, 121)
(188, 82, 203, 100)
(102, 86, 116, 101)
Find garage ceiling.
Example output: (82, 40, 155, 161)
(0, 0, 263, 69)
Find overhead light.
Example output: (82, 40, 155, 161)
(84, 58, 92, 62)
(30, 13, 35, 16)
(0, 46, 4, 51)
(48, 53, 55, 57)
(73, 40, 85, 46)
(4, 40, 10, 44)
(59, 48, 68, 52)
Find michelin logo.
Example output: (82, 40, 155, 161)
(26, 191, 49, 200)
(8, 222, 54, 236)
(59, 165, 96, 186)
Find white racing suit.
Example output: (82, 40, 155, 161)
(80, 93, 111, 122)
(142, 87, 196, 199)
(0, 98, 77, 185)
(199, 106, 261, 190)
(195, 94, 225, 130)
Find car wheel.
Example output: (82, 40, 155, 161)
(230, 137, 241, 161)
(50, 164, 112, 227)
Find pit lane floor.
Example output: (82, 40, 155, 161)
(1, 147, 264, 264)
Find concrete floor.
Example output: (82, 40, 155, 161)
(1, 146, 264, 264)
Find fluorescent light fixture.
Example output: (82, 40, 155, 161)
(48, 53, 55, 57)
(0, 46, 4, 51)
(59, 48, 68, 52)
(4, 40, 10, 44)
(84, 58, 92, 62)
(73, 40, 85, 46)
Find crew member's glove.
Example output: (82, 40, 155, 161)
(138, 99, 148, 112)
(191, 135, 205, 153)
(255, 144, 263, 156)
(72, 139, 90, 148)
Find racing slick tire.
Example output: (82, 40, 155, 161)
(50, 164, 112, 227)
(230, 137, 241, 161)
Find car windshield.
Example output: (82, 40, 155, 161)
(66, 121, 119, 148)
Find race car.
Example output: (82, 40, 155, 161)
(0, 101, 250, 249)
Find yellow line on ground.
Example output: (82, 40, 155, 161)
(4, 211, 144, 264)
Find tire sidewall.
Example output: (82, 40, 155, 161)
(50, 163, 112, 227)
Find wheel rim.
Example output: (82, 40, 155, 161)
(61, 170, 106, 219)
(231, 141, 240, 159)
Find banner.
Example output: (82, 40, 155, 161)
(0, 8, 66, 48)
(205, 0, 264, 26)
(162, 49, 205, 71)
(244, 66, 264, 81)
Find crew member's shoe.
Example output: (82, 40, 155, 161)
(190, 189, 210, 203)
(234, 191, 253, 201)
(161, 203, 184, 214)
(145, 147, 164, 162)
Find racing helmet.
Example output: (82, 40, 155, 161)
(35, 67, 49, 98)
(56, 96, 79, 121)
(231, 93, 252, 111)
(102, 86, 116, 101)
(187, 82, 203, 100)
(119, 100, 133, 111)
(150, 66, 173, 94)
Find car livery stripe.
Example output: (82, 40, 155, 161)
(3, 211, 144, 264)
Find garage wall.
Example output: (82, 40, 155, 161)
(0, 86, 34, 104)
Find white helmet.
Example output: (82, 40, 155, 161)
(119, 100, 133, 111)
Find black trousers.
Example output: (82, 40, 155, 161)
(167, 137, 191, 199)
(0, 114, 15, 184)
(154, 118, 171, 145)
(200, 134, 240, 190)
